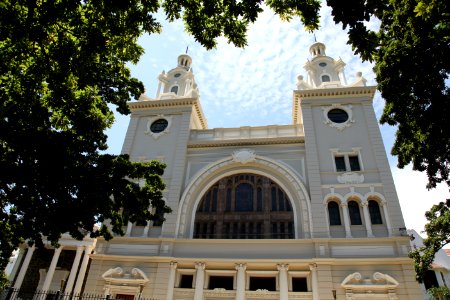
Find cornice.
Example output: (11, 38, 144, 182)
(294, 86, 377, 101)
(187, 137, 305, 148)
(128, 97, 207, 129)
(292, 85, 377, 125)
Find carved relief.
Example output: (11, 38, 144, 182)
(232, 149, 256, 164)
(337, 172, 364, 184)
(102, 267, 149, 285)
(341, 272, 399, 300)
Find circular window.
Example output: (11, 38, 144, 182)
(319, 62, 327, 67)
(174, 73, 181, 78)
(327, 109, 349, 123)
(150, 119, 169, 133)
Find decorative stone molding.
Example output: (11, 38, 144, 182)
(277, 264, 289, 271)
(322, 103, 354, 130)
(145, 115, 173, 139)
(341, 272, 399, 300)
(102, 267, 149, 285)
(337, 172, 364, 184)
(232, 149, 256, 164)
(235, 263, 247, 271)
(203, 289, 236, 297)
(195, 262, 206, 270)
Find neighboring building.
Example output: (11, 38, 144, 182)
(408, 229, 450, 298)
(10, 43, 424, 299)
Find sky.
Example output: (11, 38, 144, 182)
(105, 4, 449, 235)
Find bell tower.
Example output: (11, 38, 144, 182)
(294, 41, 405, 239)
(155, 54, 198, 99)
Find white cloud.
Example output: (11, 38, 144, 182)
(393, 165, 449, 233)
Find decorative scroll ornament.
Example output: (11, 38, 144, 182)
(337, 172, 364, 184)
(341, 272, 399, 300)
(232, 149, 256, 164)
(322, 103, 354, 131)
(102, 267, 149, 285)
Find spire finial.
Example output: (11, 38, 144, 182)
(314, 33, 317, 43)
(185, 46, 189, 54)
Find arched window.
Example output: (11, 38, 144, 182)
(235, 183, 253, 211)
(328, 201, 341, 225)
(321, 75, 331, 82)
(170, 86, 178, 94)
(368, 200, 382, 224)
(194, 173, 294, 239)
(348, 201, 362, 225)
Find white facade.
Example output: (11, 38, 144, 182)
(11, 43, 424, 299)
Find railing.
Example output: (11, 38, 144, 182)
(189, 125, 304, 143)
(0, 289, 157, 300)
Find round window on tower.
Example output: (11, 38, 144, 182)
(174, 73, 181, 78)
(150, 119, 169, 133)
(327, 109, 349, 123)
(319, 62, 327, 67)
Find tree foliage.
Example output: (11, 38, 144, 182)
(409, 200, 450, 282)
(0, 0, 171, 286)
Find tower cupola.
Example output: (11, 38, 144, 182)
(309, 42, 326, 58)
(177, 54, 192, 71)
(296, 41, 368, 90)
(153, 53, 198, 99)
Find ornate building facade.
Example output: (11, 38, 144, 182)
(10, 43, 424, 299)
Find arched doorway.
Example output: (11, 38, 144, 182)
(194, 173, 295, 239)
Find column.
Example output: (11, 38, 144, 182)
(340, 203, 352, 238)
(142, 220, 151, 237)
(42, 246, 63, 292)
(125, 221, 133, 236)
(156, 81, 163, 98)
(278, 264, 289, 300)
(73, 246, 93, 295)
(64, 246, 84, 294)
(13, 245, 36, 290)
(166, 262, 177, 300)
(235, 263, 246, 300)
(8, 249, 25, 286)
(381, 203, 393, 236)
(309, 264, 319, 300)
(362, 203, 374, 237)
(194, 262, 205, 300)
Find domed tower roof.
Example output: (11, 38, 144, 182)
(177, 54, 192, 71)
(309, 42, 326, 58)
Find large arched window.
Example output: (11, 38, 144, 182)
(194, 173, 294, 239)
(328, 201, 341, 225)
(348, 201, 362, 225)
(368, 200, 382, 224)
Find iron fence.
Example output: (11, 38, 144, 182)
(0, 289, 157, 300)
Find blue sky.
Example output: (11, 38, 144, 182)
(105, 4, 449, 234)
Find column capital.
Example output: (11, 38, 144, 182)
(54, 246, 63, 253)
(277, 264, 289, 272)
(170, 261, 178, 269)
(235, 263, 247, 271)
(340, 202, 348, 207)
(195, 262, 206, 270)
(362, 202, 369, 207)
(309, 263, 318, 271)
